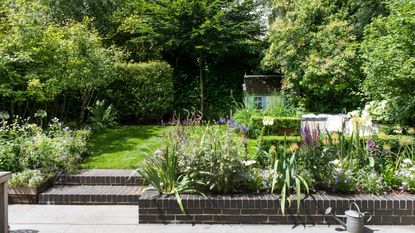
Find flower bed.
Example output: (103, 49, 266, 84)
(0, 116, 90, 203)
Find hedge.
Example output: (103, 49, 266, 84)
(250, 116, 301, 138)
(106, 61, 174, 122)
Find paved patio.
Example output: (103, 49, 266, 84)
(9, 205, 415, 233)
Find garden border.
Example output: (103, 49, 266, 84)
(138, 190, 415, 225)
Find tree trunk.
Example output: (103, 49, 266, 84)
(198, 51, 205, 116)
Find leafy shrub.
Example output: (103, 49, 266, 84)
(251, 117, 301, 138)
(9, 170, 46, 188)
(0, 117, 90, 187)
(362, 0, 415, 125)
(87, 100, 117, 131)
(107, 62, 174, 122)
(0, 141, 20, 172)
(171, 124, 248, 194)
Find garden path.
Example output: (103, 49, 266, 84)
(9, 205, 415, 233)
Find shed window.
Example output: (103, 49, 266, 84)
(254, 96, 265, 109)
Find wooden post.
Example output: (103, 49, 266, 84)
(0, 172, 11, 233)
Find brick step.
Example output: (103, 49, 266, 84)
(39, 185, 145, 205)
(55, 169, 145, 186)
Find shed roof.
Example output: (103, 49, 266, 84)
(243, 75, 281, 95)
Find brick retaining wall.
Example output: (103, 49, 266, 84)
(138, 191, 415, 224)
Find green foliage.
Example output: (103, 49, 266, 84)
(264, 0, 387, 112)
(251, 117, 301, 138)
(0, 141, 20, 172)
(87, 100, 117, 131)
(270, 146, 309, 215)
(361, 0, 415, 125)
(113, 0, 265, 116)
(107, 62, 174, 122)
(170, 124, 248, 194)
(138, 143, 201, 213)
(232, 95, 301, 128)
(0, 117, 90, 187)
(9, 170, 46, 188)
(0, 0, 123, 122)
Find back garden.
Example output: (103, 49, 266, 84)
(1, 0, 415, 227)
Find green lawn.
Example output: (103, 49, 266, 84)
(81, 125, 166, 169)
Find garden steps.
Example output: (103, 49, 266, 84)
(38, 185, 144, 205)
(54, 169, 145, 186)
(38, 169, 147, 205)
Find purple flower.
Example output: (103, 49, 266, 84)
(242, 139, 248, 145)
(219, 117, 227, 124)
(63, 127, 69, 131)
(367, 140, 376, 149)
(60, 154, 68, 158)
(335, 176, 340, 184)
(31, 140, 35, 145)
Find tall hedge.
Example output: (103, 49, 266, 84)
(107, 62, 174, 122)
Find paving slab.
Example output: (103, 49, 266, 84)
(9, 205, 415, 233)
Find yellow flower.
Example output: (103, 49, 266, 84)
(383, 144, 391, 151)
(331, 133, 340, 141)
(269, 145, 276, 154)
(288, 143, 299, 153)
(399, 136, 413, 146)
(322, 139, 329, 145)
(377, 132, 387, 140)
(407, 128, 415, 135)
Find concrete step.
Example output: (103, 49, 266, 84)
(39, 185, 145, 205)
(55, 169, 145, 186)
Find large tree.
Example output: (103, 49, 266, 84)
(361, 0, 415, 125)
(0, 0, 122, 121)
(263, 0, 387, 112)
(113, 0, 265, 115)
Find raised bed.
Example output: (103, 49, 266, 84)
(138, 190, 415, 225)
(9, 181, 52, 204)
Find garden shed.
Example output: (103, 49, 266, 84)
(242, 74, 282, 109)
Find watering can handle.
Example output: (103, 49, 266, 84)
(363, 212, 372, 223)
(349, 202, 361, 213)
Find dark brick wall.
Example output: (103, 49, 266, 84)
(138, 192, 415, 224)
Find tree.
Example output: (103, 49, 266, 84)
(263, 0, 386, 112)
(0, 0, 122, 121)
(361, 0, 415, 125)
(114, 0, 264, 115)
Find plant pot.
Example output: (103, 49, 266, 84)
(8, 180, 52, 204)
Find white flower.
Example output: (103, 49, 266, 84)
(243, 160, 256, 166)
(330, 159, 341, 166)
(262, 117, 274, 126)
(403, 159, 412, 165)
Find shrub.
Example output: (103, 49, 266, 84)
(0, 141, 20, 172)
(362, 0, 415, 125)
(87, 100, 118, 131)
(160, 121, 249, 194)
(0, 117, 90, 187)
(251, 117, 301, 138)
(107, 62, 174, 122)
(9, 170, 46, 188)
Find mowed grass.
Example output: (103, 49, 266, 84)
(81, 125, 166, 169)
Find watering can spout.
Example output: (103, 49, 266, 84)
(325, 207, 347, 229)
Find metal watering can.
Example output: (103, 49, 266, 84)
(325, 202, 372, 233)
